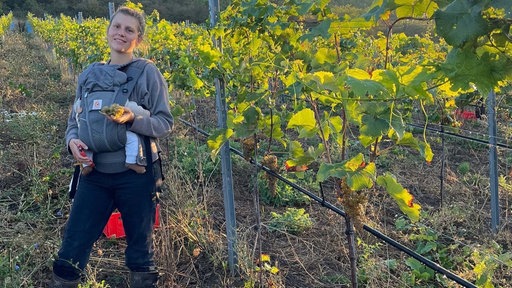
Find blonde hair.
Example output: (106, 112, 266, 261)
(109, 6, 145, 38)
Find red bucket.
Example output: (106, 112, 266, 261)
(103, 204, 160, 238)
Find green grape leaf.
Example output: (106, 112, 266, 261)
(187, 69, 204, 90)
(233, 106, 261, 138)
(419, 141, 434, 163)
(299, 19, 332, 42)
(395, 132, 434, 163)
(364, 0, 399, 21)
(328, 116, 343, 133)
(312, 91, 343, 106)
(317, 153, 368, 182)
(287, 141, 323, 166)
(346, 69, 390, 98)
(434, 0, 490, 48)
(439, 47, 509, 93)
(359, 103, 391, 138)
(395, 0, 439, 18)
(305, 70, 340, 92)
(360, 112, 391, 138)
(347, 162, 376, 191)
(314, 48, 333, 65)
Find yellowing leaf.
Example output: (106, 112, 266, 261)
(207, 128, 234, 159)
(287, 108, 316, 131)
(347, 68, 371, 80)
(377, 173, 421, 222)
(345, 153, 365, 171)
(312, 71, 335, 85)
(260, 254, 270, 263)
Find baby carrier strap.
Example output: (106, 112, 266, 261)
(120, 58, 151, 103)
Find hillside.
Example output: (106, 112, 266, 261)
(0, 30, 511, 288)
(1, 0, 375, 23)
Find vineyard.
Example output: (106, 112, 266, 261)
(1, 0, 512, 287)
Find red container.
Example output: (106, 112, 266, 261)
(103, 204, 160, 238)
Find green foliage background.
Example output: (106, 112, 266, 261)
(1, 0, 376, 23)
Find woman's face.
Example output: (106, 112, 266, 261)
(107, 13, 141, 55)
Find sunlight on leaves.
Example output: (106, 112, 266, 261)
(377, 173, 421, 222)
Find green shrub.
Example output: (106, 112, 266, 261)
(268, 208, 313, 235)
(167, 137, 219, 182)
(258, 177, 311, 207)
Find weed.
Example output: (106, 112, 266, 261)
(457, 162, 470, 175)
(393, 217, 473, 286)
(471, 243, 512, 288)
(243, 254, 284, 288)
(257, 177, 311, 207)
(79, 280, 111, 288)
(167, 136, 220, 183)
(268, 208, 313, 235)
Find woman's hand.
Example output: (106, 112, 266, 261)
(105, 106, 135, 124)
(69, 139, 93, 166)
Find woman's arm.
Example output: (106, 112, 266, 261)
(128, 62, 174, 139)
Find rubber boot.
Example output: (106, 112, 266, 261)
(50, 273, 80, 288)
(130, 271, 159, 288)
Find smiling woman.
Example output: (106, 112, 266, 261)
(107, 8, 144, 61)
(50, 6, 174, 288)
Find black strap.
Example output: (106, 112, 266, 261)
(143, 135, 161, 203)
(68, 165, 81, 200)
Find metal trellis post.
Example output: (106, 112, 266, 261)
(487, 89, 500, 233)
(108, 2, 115, 18)
(208, 0, 238, 275)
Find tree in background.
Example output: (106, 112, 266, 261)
(0, 0, 214, 23)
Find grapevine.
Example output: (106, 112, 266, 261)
(26, 0, 512, 226)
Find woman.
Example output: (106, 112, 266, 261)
(51, 6, 173, 288)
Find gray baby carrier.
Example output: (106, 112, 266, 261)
(76, 59, 148, 153)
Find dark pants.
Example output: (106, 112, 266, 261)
(53, 169, 157, 280)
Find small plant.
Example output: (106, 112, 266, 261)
(457, 162, 470, 175)
(268, 208, 313, 235)
(394, 217, 471, 286)
(79, 280, 111, 288)
(257, 177, 310, 207)
(244, 254, 283, 288)
(168, 137, 219, 183)
(471, 243, 512, 288)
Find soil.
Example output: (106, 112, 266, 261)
(1, 32, 511, 288)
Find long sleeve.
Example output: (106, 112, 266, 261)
(128, 62, 174, 139)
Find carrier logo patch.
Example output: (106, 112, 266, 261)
(92, 99, 103, 110)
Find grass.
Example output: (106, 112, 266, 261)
(1, 33, 512, 288)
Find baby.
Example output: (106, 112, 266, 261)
(76, 100, 148, 175)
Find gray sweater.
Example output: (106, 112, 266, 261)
(65, 58, 174, 173)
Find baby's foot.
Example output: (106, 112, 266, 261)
(126, 163, 146, 174)
(82, 166, 93, 175)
